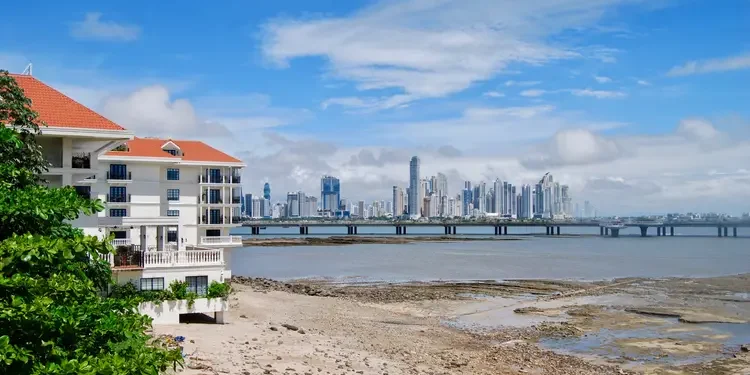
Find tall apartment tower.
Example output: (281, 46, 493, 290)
(408, 156, 421, 217)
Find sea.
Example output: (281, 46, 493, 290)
(228, 225, 750, 282)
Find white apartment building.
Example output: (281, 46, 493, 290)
(12, 73, 243, 324)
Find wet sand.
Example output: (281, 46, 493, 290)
(157, 274, 750, 374)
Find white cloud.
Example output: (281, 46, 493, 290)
(321, 94, 412, 111)
(483, 91, 505, 98)
(262, 0, 648, 107)
(521, 129, 624, 169)
(520, 89, 547, 97)
(70, 12, 141, 42)
(636, 79, 651, 86)
(569, 88, 626, 98)
(667, 53, 750, 77)
(594, 75, 612, 83)
(505, 80, 542, 87)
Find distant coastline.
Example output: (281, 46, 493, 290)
(241, 235, 526, 247)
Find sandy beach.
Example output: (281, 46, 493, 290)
(155, 275, 750, 375)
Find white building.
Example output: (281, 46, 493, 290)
(13, 73, 243, 324)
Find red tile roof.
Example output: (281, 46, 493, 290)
(8, 73, 127, 131)
(106, 137, 243, 164)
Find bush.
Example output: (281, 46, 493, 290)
(207, 281, 231, 300)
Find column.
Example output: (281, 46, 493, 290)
(504, 226, 508, 235)
(611, 228, 620, 238)
(670, 227, 674, 236)
(718, 227, 722, 237)
(214, 311, 227, 324)
(452, 226, 456, 235)
(556, 226, 560, 236)
(724, 227, 728, 237)
(403, 226, 407, 235)
(640, 226, 647, 237)
(605, 228, 610, 236)
(600, 227, 604, 236)
(301, 227, 306, 235)
(733, 227, 737, 237)
(494, 226, 499, 235)
(156, 226, 165, 251)
(353, 226, 357, 235)
(140, 225, 147, 251)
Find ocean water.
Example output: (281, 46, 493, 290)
(228, 226, 750, 282)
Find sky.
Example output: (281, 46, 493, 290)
(2, 0, 750, 215)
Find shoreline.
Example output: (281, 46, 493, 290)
(241, 235, 528, 246)
(157, 274, 750, 374)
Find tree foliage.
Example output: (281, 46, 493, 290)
(0, 70, 182, 374)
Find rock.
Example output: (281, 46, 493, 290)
(240, 314, 248, 318)
(269, 326, 278, 331)
(741, 344, 749, 352)
(298, 329, 306, 334)
(282, 323, 299, 331)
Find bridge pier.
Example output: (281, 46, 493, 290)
(724, 227, 728, 237)
(299, 226, 309, 235)
(494, 226, 500, 236)
(640, 226, 647, 237)
(396, 226, 401, 235)
(354, 226, 358, 235)
(504, 226, 508, 235)
(600, 227, 604, 236)
(605, 228, 610, 236)
(734, 227, 738, 237)
(718, 227, 722, 237)
(556, 226, 560, 235)
(670, 227, 674, 236)
(610, 228, 620, 237)
(452, 226, 456, 235)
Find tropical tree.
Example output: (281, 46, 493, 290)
(0, 71, 182, 374)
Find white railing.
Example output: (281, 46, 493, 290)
(142, 249, 224, 268)
(111, 239, 132, 247)
(199, 236, 243, 246)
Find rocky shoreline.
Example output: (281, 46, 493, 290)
(241, 235, 523, 247)
(158, 275, 750, 374)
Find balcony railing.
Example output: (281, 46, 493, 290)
(110, 247, 144, 269)
(231, 197, 241, 204)
(106, 194, 131, 203)
(200, 215, 226, 225)
(200, 236, 243, 246)
(72, 153, 91, 169)
(107, 171, 132, 181)
(198, 175, 230, 184)
(142, 249, 223, 267)
(231, 216, 243, 223)
(110, 238, 132, 247)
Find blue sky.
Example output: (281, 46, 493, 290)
(2, 0, 750, 214)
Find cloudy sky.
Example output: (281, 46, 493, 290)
(2, 0, 749, 215)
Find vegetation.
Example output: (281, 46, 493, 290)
(110, 280, 232, 309)
(0, 70, 182, 374)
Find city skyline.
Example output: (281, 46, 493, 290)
(4, 1, 748, 215)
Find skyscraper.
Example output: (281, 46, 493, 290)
(520, 184, 532, 219)
(244, 193, 253, 216)
(392, 186, 405, 217)
(436, 172, 448, 197)
(263, 182, 271, 201)
(408, 156, 421, 217)
(320, 175, 341, 212)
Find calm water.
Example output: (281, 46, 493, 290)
(229, 225, 750, 282)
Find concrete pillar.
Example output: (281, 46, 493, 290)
(140, 225, 147, 251)
(640, 226, 647, 237)
(724, 227, 728, 237)
(734, 227, 738, 237)
(611, 228, 620, 238)
(600, 227, 604, 236)
(353, 226, 357, 235)
(214, 311, 227, 324)
(605, 228, 610, 236)
(403, 226, 407, 235)
(452, 226, 456, 235)
(301, 227, 306, 235)
(670, 227, 674, 236)
(156, 225, 164, 251)
(718, 227, 722, 237)
(556, 226, 561, 236)
(494, 226, 499, 235)
(504, 226, 508, 235)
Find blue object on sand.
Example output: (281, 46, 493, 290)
(175, 335, 185, 343)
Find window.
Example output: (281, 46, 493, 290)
(112, 230, 127, 239)
(110, 209, 127, 217)
(167, 189, 180, 201)
(167, 209, 180, 217)
(185, 276, 208, 296)
(166, 168, 180, 181)
(74, 186, 91, 199)
(209, 209, 222, 224)
(208, 168, 222, 183)
(109, 164, 128, 179)
(140, 278, 165, 291)
(167, 230, 177, 243)
(209, 189, 221, 204)
(109, 186, 126, 202)
(206, 229, 221, 237)
(165, 149, 178, 156)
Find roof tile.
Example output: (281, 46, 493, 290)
(106, 137, 243, 164)
(8, 73, 127, 131)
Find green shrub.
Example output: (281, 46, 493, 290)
(207, 281, 231, 300)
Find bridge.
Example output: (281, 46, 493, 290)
(241, 220, 749, 238)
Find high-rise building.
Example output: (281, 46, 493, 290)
(286, 192, 300, 217)
(392, 186, 404, 217)
(358, 200, 365, 218)
(244, 193, 253, 216)
(263, 182, 271, 201)
(436, 172, 448, 197)
(320, 175, 340, 212)
(251, 196, 262, 218)
(561, 185, 571, 217)
(520, 184, 533, 219)
(461, 187, 472, 215)
(408, 156, 421, 217)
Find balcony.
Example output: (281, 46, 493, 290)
(199, 236, 243, 247)
(200, 215, 232, 225)
(109, 247, 144, 269)
(231, 175, 241, 184)
(231, 216, 243, 223)
(72, 153, 91, 169)
(106, 194, 131, 203)
(231, 196, 241, 204)
(107, 171, 132, 183)
(110, 238, 132, 247)
(105, 248, 224, 269)
(198, 175, 228, 184)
